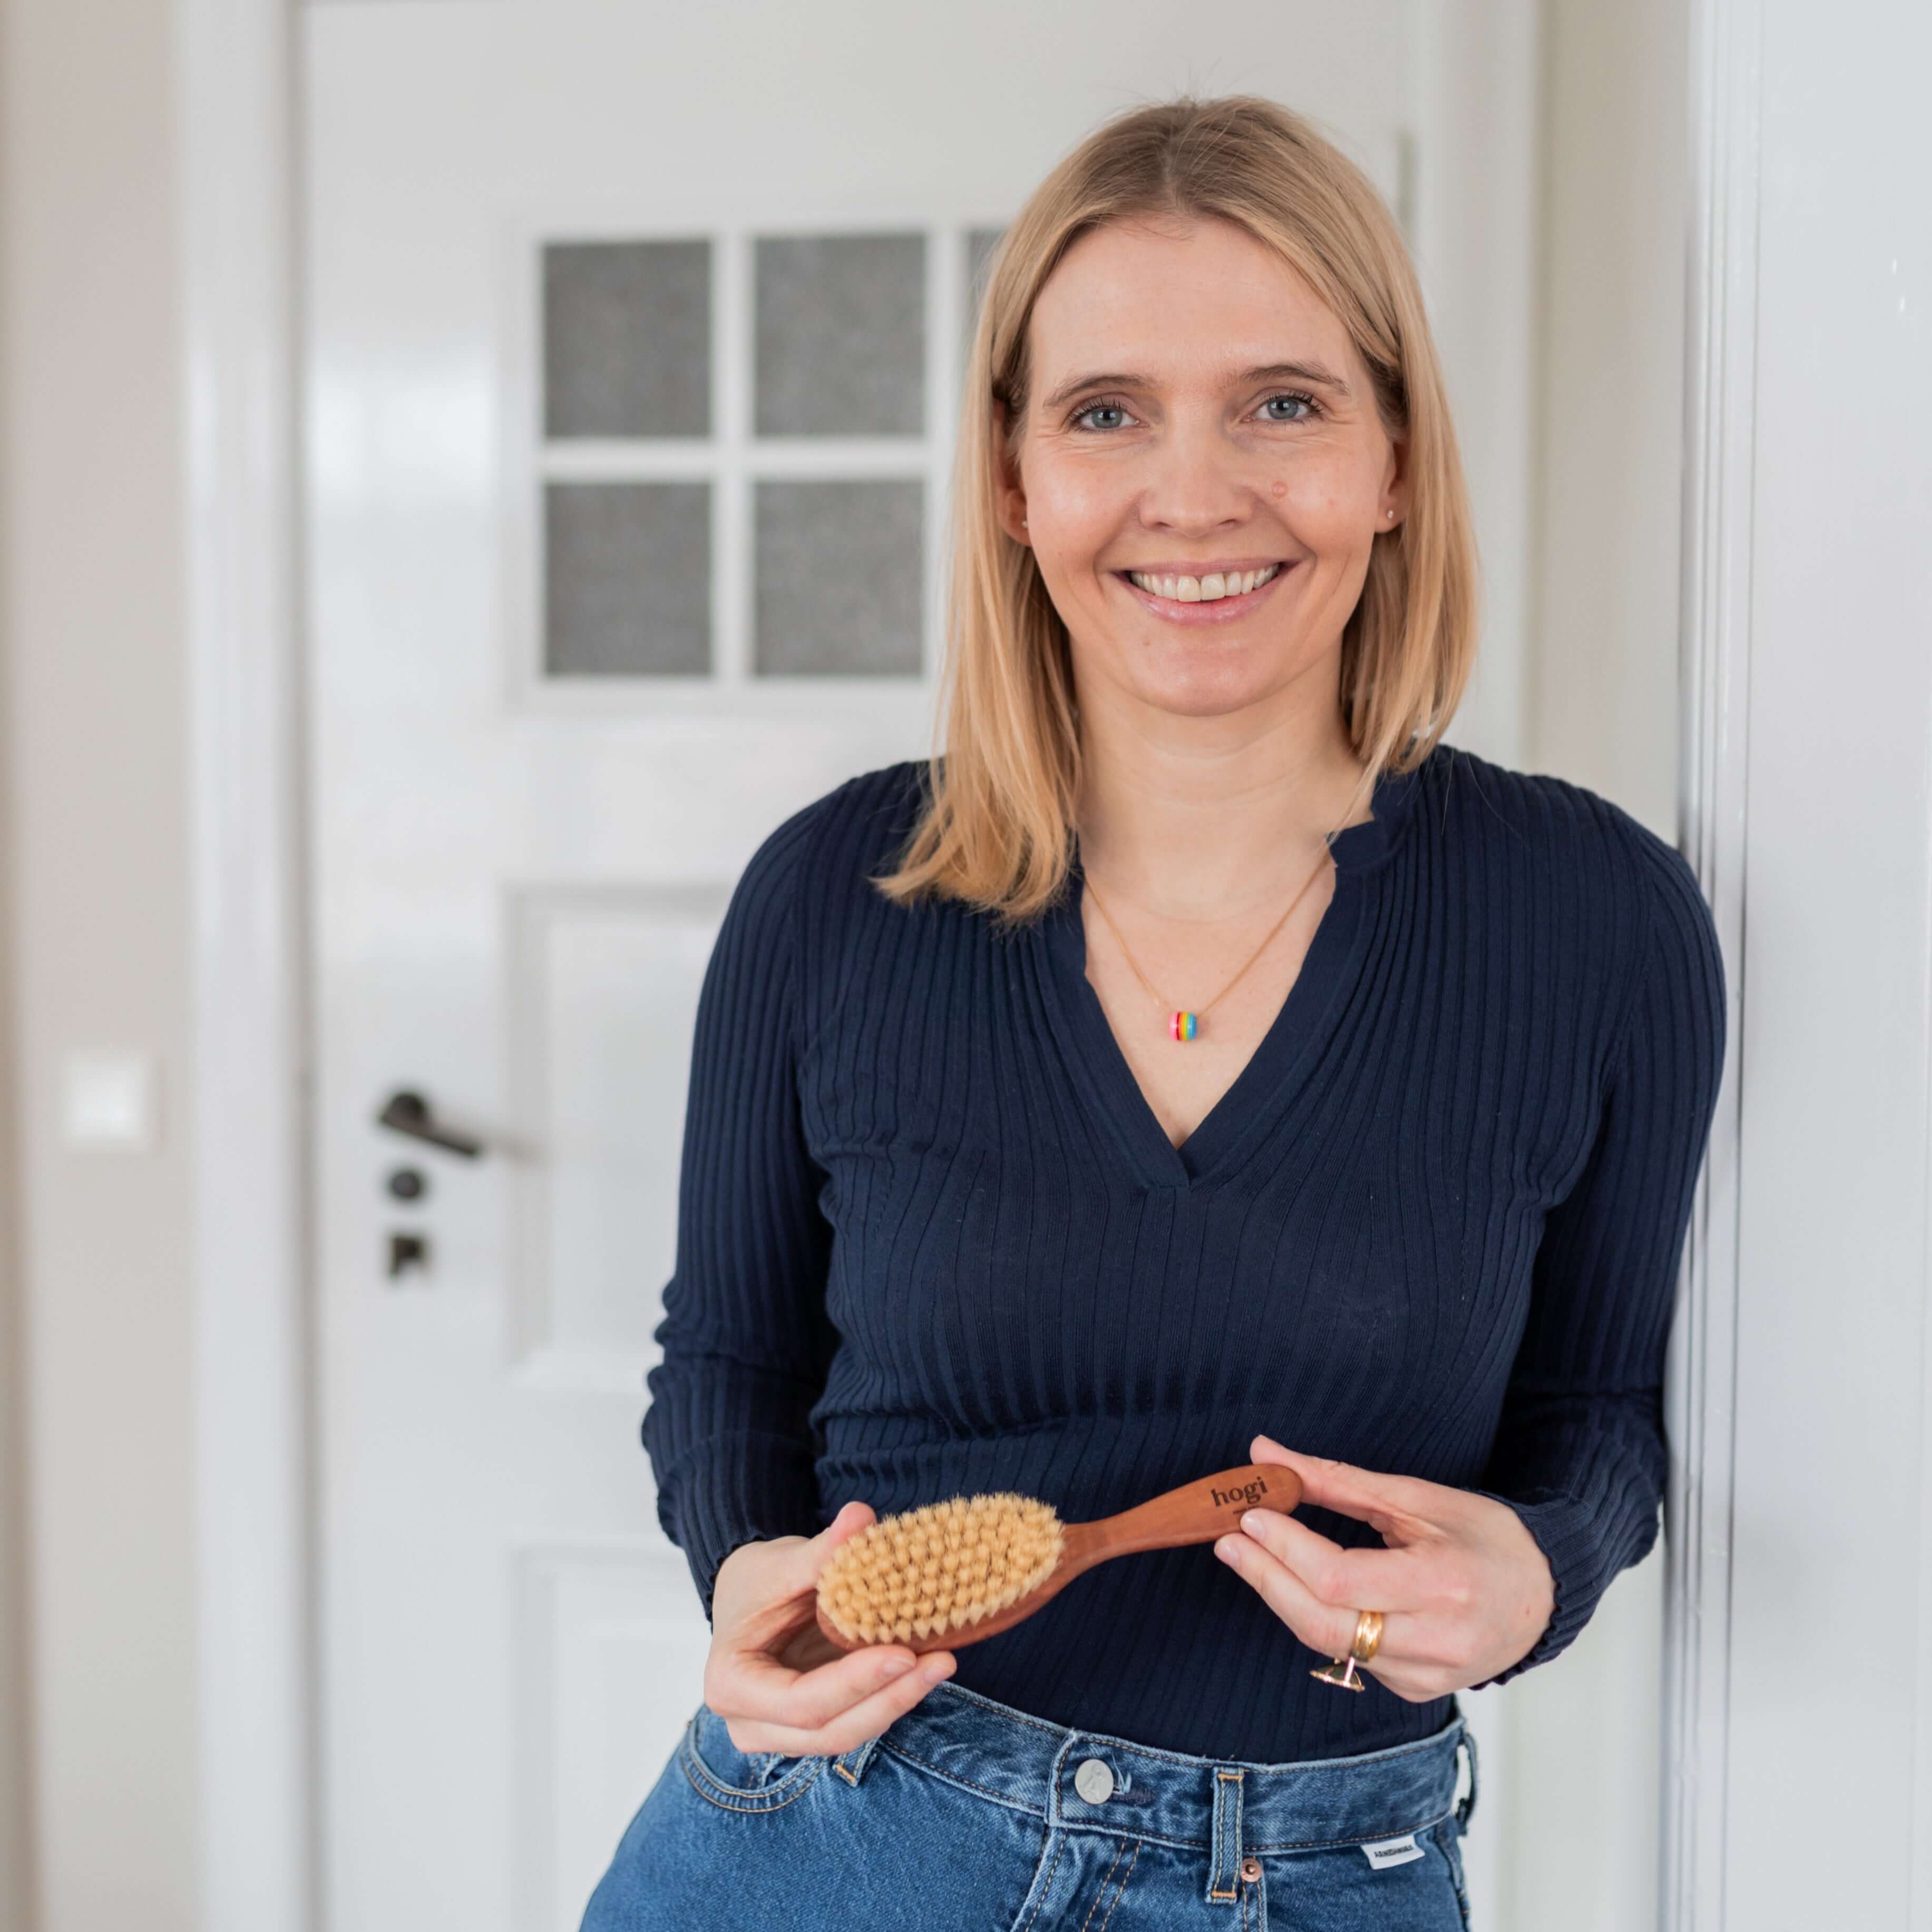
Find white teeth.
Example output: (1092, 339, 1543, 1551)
(1127, 563, 1281, 602)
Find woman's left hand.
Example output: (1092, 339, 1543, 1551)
(1214, 1435, 1556, 1701)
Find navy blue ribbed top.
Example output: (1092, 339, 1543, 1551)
(643, 742, 1726, 1763)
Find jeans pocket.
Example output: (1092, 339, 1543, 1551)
(680, 1702, 828, 1813)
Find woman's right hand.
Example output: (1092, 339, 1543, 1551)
(703, 1499, 958, 1757)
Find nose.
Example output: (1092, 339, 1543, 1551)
(1136, 414, 1252, 538)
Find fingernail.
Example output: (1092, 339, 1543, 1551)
(1215, 1536, 1240, 1562)
(1242, 1510, 1266, 1534)
(922, 1655, 954, 1683)
(879, 1654, 914, 1679)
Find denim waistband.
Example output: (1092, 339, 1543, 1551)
(832, 1681, 1475, 1870)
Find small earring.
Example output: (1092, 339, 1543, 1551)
(1386, 509, 1396, 520)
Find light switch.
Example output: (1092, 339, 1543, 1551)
(61, 1051, 159, 1151)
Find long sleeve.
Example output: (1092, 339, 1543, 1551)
(642, 803, 840, 1620)
(1476, 833, 1727, 1680)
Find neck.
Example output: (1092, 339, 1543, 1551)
(1072, 660, 1371, 922)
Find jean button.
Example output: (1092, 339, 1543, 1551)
(1074, 1758, 1115, 1804)
(1241, 1857, 1262, 1884)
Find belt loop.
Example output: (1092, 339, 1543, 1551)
(1207, 1767, 1245, 1904)
(1455, 1725, 1480, 1835)
(833, 1735, 884, 1788)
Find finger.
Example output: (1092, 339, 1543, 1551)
(766, 1499, 876, 1593)
(1235, 1508, 1429, 1613)
(1217, 1534, 1462, 1703)
(804, 1499, 879, 1571)
(1249, 1439, 1439, 1532)
(729, 1501, 881, 1652)
(723, 1636, 926, 1730)
(1215, 1531, 1370, 1661)
(736, 1653, 957, 1759)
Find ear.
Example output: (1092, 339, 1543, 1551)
(1378, 432, 1410, 531)
(991, 402, 1031, 547)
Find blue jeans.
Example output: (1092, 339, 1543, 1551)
(581, 1680, 1478, 1930)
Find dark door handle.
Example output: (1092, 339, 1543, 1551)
(375, 1089, 486, 1160)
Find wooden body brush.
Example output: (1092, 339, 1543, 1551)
(816, 1463, 1303, 1654)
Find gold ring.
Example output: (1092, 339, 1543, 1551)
(1311, 1609, 1384, 1692)
(1351, 1609, 1384, 1664)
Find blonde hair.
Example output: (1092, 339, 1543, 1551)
(875, 95, 1479, 926)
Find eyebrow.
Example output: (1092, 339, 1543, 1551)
(1040, 360, 1354, 413)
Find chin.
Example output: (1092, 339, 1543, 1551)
(1113, 637, 1314, 718)
(1128, 664, 1289, 720)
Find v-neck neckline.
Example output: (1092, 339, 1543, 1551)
(1036, 757, 1424, 1191)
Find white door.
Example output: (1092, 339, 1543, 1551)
(304, 7, 1438, 1927)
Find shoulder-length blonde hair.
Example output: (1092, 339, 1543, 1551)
(876, 94, 1479, 926)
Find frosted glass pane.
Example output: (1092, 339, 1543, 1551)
(754, 479, 922, 676)
(754, 233, 924, 436)
(544, 482, 710, 677)
(543, 239, 710, 439)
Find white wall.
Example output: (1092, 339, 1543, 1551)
(0, 95, 32, 1898)
(0, 2, 201, 1929)
(1527, 0, 1688, 840)
(0, 411, 30, 1932)
(1412, 0, 1541, 773)
(1457, 3, 1689, 1928)
(1716, 0, 1932, 1919)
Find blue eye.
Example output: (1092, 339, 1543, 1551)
(1072, 401, 1131, 432)
(1260, 392, 1318, 423)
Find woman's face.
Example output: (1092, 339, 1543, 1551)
(1000, 217, 1406, 723)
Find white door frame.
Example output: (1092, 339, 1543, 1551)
(175, 4, 1767, 1928)
(1658, 0, 1755, 1921)
(178, 1, 314, 1927)
(1667, 0, 1932, 1924)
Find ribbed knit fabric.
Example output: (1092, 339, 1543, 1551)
(642, 743, 1726, 1763)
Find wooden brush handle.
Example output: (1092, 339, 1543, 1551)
(816, 1462, 1303, 1656)
(1062, 1462, 1302, 1574)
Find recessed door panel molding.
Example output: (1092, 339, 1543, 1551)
(505, 885, 728, 1387)
(512, 1544, 711, 1932)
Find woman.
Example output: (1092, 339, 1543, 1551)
(584, 95, 1725, 1930)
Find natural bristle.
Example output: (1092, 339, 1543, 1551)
(816, 1494, 1065, 1646)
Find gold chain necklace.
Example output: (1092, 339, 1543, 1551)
(1081, 842, 1335, 1043)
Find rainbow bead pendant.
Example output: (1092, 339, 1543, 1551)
(1169, 1010, 1199, 1042)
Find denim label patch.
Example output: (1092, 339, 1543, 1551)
(1361, 1833, 1424, 1869)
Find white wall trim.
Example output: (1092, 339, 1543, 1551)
(1660, 1, 1758, 1927)
(178, 0, 315, 1927)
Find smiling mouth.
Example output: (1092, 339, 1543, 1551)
(1123, 563, 1283, 604)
